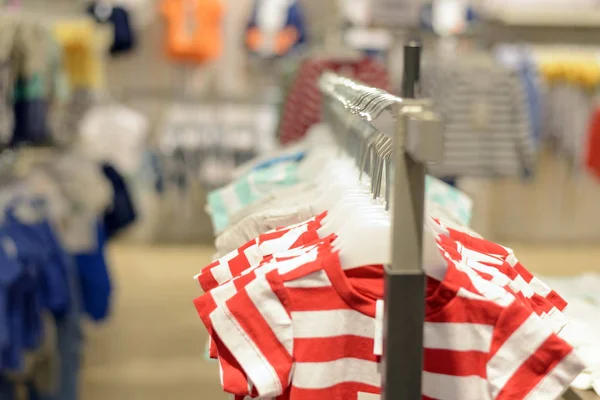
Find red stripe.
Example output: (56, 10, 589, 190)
(240, 239, 257, 252)
(226, 279, 293, 393)
(495, 336, 573, 400)
(198, 269, 219, 292)
(259, 228, 291, 243)
(426, 295, 502, 325)
(546, 290, 568, 311)
(287, 287, 352, 312)
(280, 258, 324, 282)
(529, 293, 554, 315)
(228, 253, 252, 277)
(488, 302, 532, 357)
(513, 263, 535, 283)
(291, 229, 320, 249)
(294, 336, 378, 363)
(423, 348, 487, 378)
(193, 295, 219, 360)
(216, 333, 253, 396)
(233, 272, 258, 292)
(288, 382, 380, 400)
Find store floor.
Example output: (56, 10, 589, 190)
(80, 242, 600, 400)
(81, 243, 227, 400)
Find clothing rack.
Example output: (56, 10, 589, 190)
(318, 42, 444, 399)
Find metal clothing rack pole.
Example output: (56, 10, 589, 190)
(380, 41, 444, 400)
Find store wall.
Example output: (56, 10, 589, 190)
(464, 150, 600, 244)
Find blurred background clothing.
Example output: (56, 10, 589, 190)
(1, 0, 600, 399)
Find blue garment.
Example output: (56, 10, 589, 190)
(55, 254, 82, 400)
(0, 199, 81, 399)
(11, 98, 51, 147)
(0, 223, 45, 370)
(252, 151, 305, 171)
(74, 222, 111, 322)
(0, 236, 23, 353)
(87, 2, 136, 55)
(3, 213, 70, 319)
(520, 57, 542, 147)
(247, 0, 307, 56)
(102, 164, 137, 240)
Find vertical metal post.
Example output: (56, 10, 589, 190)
(381, 42, 428, 400)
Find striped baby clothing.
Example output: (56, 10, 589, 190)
(422, 56, 536, 178)
(196, 248, 583, 399)
(279, 57, 390, 145)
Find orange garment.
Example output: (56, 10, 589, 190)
(160, 0, 224, 63)
(246, 26, 299, 56)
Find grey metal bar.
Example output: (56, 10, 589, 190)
(381, 42, 427, 400)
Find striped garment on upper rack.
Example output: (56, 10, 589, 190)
(422, 56, 536, 179)
(278, 56, 390, 145)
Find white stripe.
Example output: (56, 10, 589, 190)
(524, 351, 583, 400)
(456, 271, 515, 308)
(220, 185, 244, 215)
(277, 250, 319, 274)
(243, 243, 263, 267)
(247, 276, 293, 355)
(274, 244, 318, 258)
(488, 314, 553, 398)
(210, 306, 282, 396)
(259, 226, 308, 255)
(293, 358, 380, 389)
(210, 281, 238, 306)
(505, 253, 519, 267)
(282, 217, 316, 231)
(211, 260, 233, 285)
(529, 277, 552, 297)
(424, 322, 493, 352)
(221, 248, 240, 263)
(194, 248, 240, 282)
(292, 309, 375, 339)
(422, 372, 487, 400)
(464, 261, 512, 287)
(461, 248, 503, 265)
(284, 270, 331, 288)
(511, 275, 535, 298)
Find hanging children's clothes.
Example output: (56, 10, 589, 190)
(421, 55, 536, 178)
(245, 0, 307, 57)
(87, 2, 137, 55)
(101, 163, 137, 240)
(585, 106, 600, 179)
(73, 222, 111, 322)
(11, 22, 52, 146)
(193, 219, 582, 399)
(53, 19, 107, 90)
(0, 21, 17, 145)
(160, 0, 225, 63)
(279, 57, 390, 145)
(207, 160, 300, 233)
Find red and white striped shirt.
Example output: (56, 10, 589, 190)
(436, 235, 568, 333)
(196, 212, 328, 292)
(202, 251, 583, 399)
(279, 58, 391, 145)
(444, 226, 569, 312)
(196, 240, 335, 359)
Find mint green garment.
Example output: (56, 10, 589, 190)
(208, 162, 300, 233)
(425, 176, 473, 226)
(208, 156, 473, 235)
